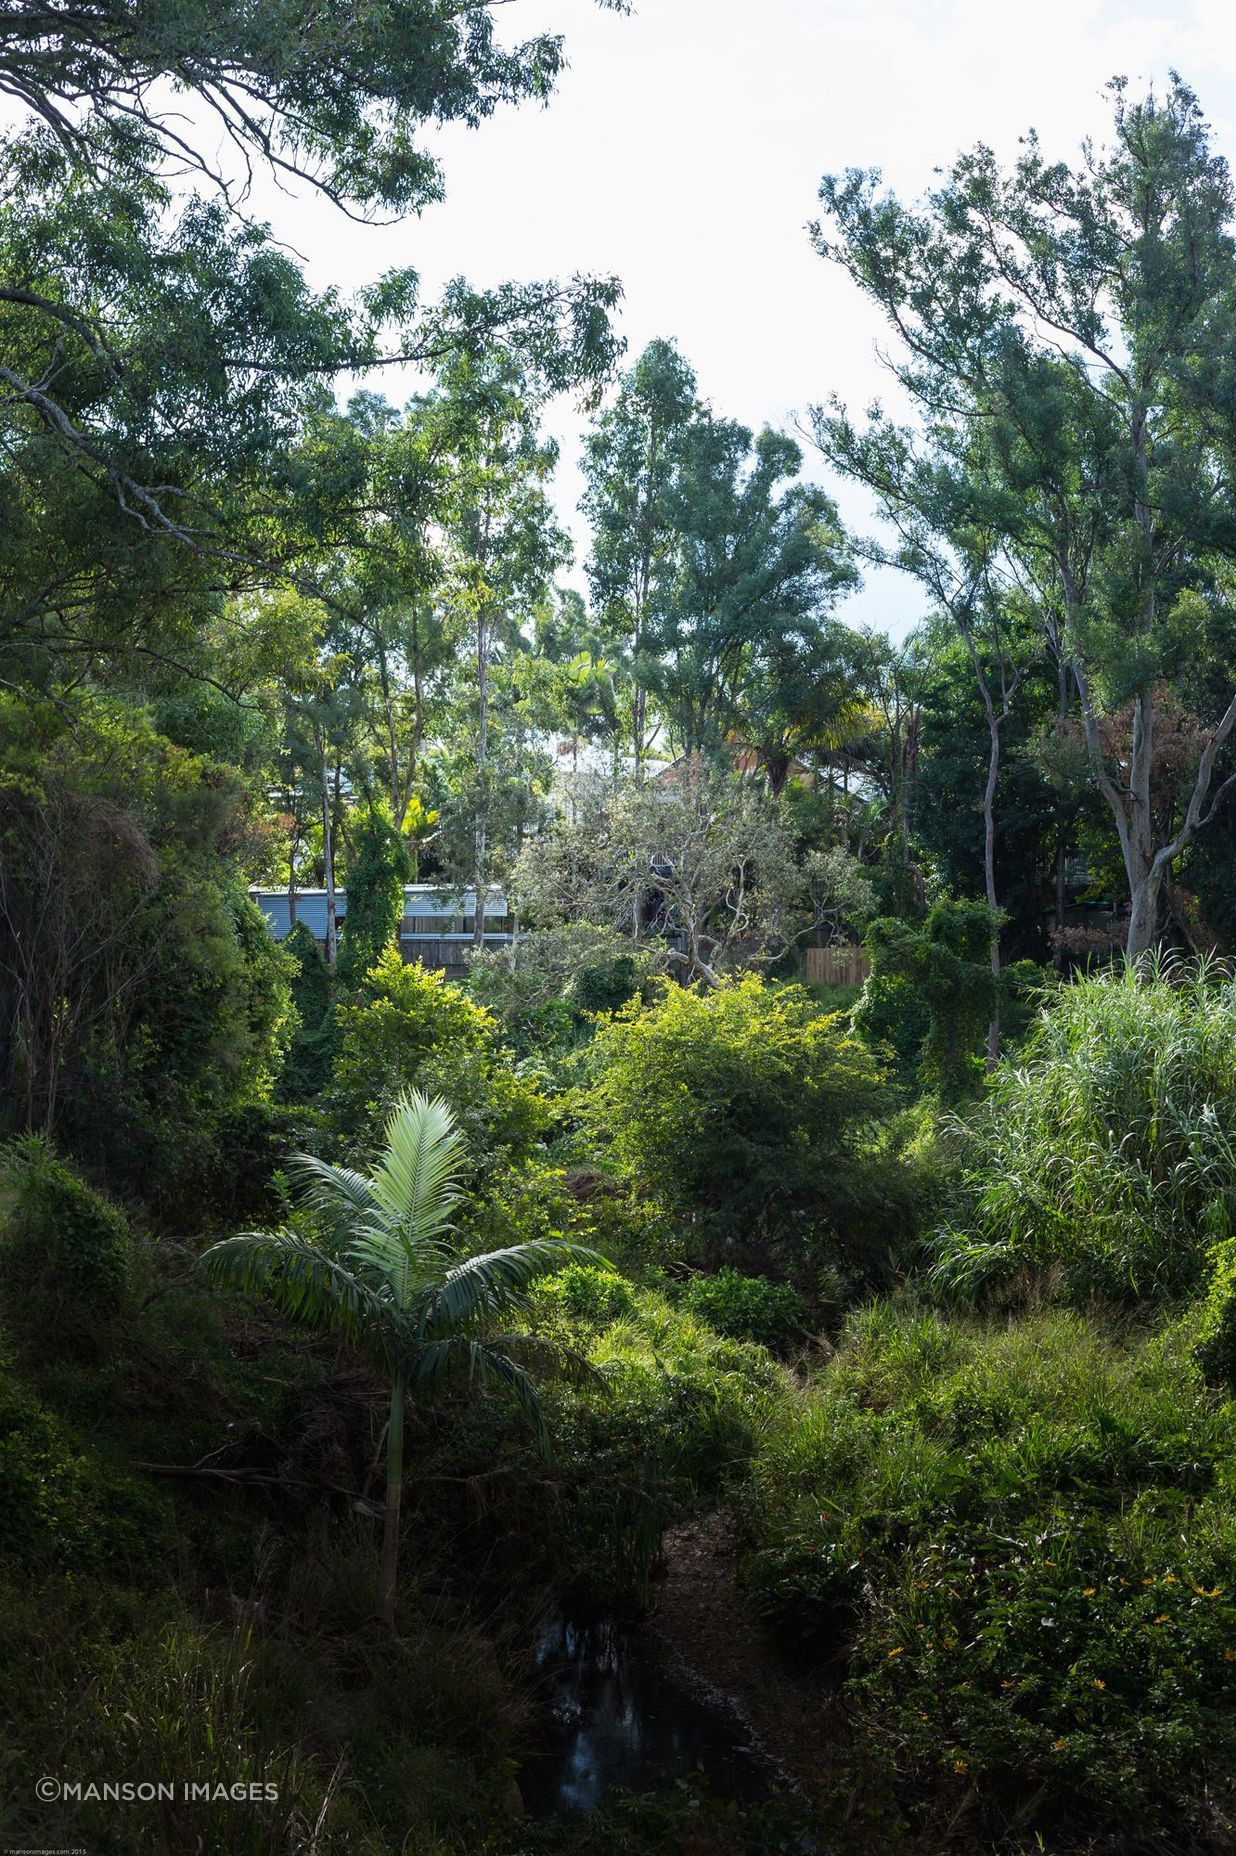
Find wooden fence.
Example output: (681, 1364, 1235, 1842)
(399, 932, 512, 978)
(804, 944, 870, 987)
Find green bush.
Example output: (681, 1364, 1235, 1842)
(1, 712, 296, 1221)
(738, 1302, 1236, 1841)
(853, 970, 931, 1094)
(415, 1042, 550, 1176)
(0, 1366, 163, 1575)
(582, 976, 894, 1277)
(682, 1268, 806, 1351)
(1194, 1237, 1236, 1388)
(557, 1295, 784, 1594)
(324, 949, 508, 1155)
(415, 1287, 784, 1601)
(278, 919, 335, 1101)
(934, 958, 1236, 1303)
(455, 1157, 585, 1258)
(571, 949, 644, 1017)
(71, 882, 297, 1222)
(0, 1136, 131, 1354)
(534, 1261, 636, 1332)
(336, 800, 411, 990)
(739, 1537, 862, 1663)
(857, 898, 997, 1100)
(466, 922, 653, 1059)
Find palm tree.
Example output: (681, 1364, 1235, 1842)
(199, 1090, 598, 1625)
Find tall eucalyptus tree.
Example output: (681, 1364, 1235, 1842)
(814, 77, 1236, 956)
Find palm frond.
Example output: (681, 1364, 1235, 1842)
(288, 1153, 382, 1233)
(344, 1217, 413, 1302)
(486, 1329, 606, 1393)
(422, 1240, 603, 1335)
(404, 1336, 552, 1457)
(368, 1091, 467, 1250)
(197, 1229, 381, 1347)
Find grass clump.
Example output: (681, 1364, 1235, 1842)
(933, 958, 1236, 1303)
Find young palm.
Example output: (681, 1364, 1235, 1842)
(199, 1090, 599, 1625)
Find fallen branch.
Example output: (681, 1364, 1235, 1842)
(132, 1458, 382, 1516)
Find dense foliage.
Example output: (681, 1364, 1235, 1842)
(935, 960, 1236, 1301)
(738, 1302, 1236, 1844)
(9, 19, 1236, 1856)
(582, 977, 900, 1279)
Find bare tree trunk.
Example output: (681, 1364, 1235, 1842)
(1069, 670, 1236, 961)
(376, 1381, 404, 1628)
(473, 608, 489, 951)
(1125, 863, 1164, 961)
(1054, 833, 1068, 968)
(980, 699, 1002, 1067)
(320, 736, 337, 970)
(958, 619, 1010, 1067)
(1051, 640, 1069, 969)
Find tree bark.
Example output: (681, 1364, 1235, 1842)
(320, 734, 337, 970)
(473, 606, 489, 951)
(980, 697, 1002, 1067)
(957, 617, 1010, 1067)
(377, 1380, 405, 1628)
(1125, 864, 1164, 961)
(1069, 665, 1236, 961)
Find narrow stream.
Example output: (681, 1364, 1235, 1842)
(519, 1611, 772, 1816)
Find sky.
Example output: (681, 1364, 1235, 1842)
(260, 0, 1236, 640)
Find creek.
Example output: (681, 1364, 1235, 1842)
(519, 1610, 773, 1816)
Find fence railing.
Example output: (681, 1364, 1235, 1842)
(398, 931, 512, 974)
(803, 944, 870, 987)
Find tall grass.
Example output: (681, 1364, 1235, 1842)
(932, 956, 1236, 1302)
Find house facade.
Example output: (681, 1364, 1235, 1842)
(249, 884, 512, 981)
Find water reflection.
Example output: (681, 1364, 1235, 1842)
(520, 1612, 769, 1816)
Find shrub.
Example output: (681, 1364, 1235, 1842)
(857, 898, 997, 1100)
(466, 922, 653, 1058)
(1, 712, 296, 1221)
(0, 1136, 131, 1355)
(739, 1537, 863, 1663)
(336, 801, 412, 990)
(738, 1303, 1236, 1841)
(934, 957, 1236, 1303)
(571, 949, 644, 1017)
(456, 1157, 584, 1257)
(682, 1268, 806, 1351)
(853, 969, 931, 1094)
(534, 1262, 636, 1333)
(1194, 1236, 1236, 1388)
(414, 1286, 784, 1601)
(550, 1293, 785, 1594)
(189, 1101, 297, 1223)
(278, 919, 335, 1101)
(0, 1365, 163, 1575)
(581, 976, 892, 1276)
(415, 1042, 551, 1177)
(324, 949, 499, 1152)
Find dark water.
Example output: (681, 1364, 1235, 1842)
(519, 1612, 772, 1816)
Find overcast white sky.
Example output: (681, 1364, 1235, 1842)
(265, 0, 1236, 639)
